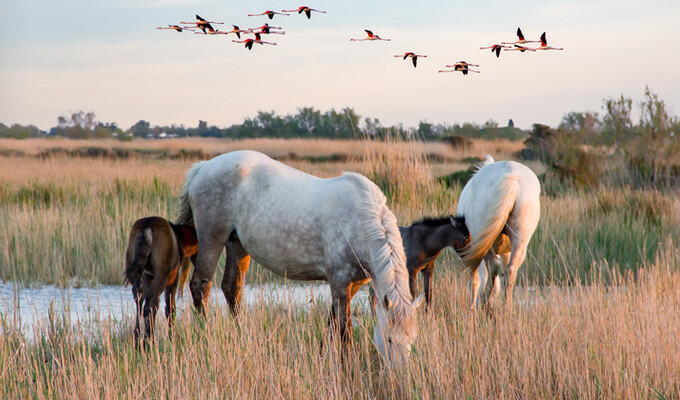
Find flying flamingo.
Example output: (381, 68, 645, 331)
(395, 52, 427, 68)
(446, 61, 479, 69)
(479, 44, 509, 58)
(233, 34, 277, 50)
(253, 23, 285, 35)
(156, 25, 195, 33)
(535, 32, 564, 50)
(247, 10, 290, 20)
(439, 62, 480, 75)
(350, 29, 391, 41)
(282, 6, 327, 19)
(501, 27, 539, 45)
(216, 25, 251, 39)
(503, 44, 536, 52)
(180, 15, 223, 34)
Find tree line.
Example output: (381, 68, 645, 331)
(1, 107, 517, 141)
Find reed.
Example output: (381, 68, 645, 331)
(1, 138, 679, 287)
(1, 259, 678, 399)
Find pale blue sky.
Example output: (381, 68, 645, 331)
(1, 0, 679, 131)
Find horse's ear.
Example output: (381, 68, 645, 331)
(384, 294, 391, 311)
(412, 294, 425, 310)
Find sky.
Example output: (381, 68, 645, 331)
(1, 0, 679, 132)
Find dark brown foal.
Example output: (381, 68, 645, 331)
(124, 216, 198, 346)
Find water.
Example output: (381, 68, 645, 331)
(0, 281, 370, 339)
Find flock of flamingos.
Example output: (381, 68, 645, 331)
(157, 7, 564, 75)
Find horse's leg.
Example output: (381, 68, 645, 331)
(504, 242, 528, 307)
(480, 252, 501, 314)
(421, 260, 435, 308)
(132, 284, 144, 347)
(408, 266, 418, 300)
(469, 264, 482, 310)
(143, 273, 170, 344)
(189, 238, 224, 315)
(328, 286, 352, 347)
(221, 236, 251, 315)
(164, 274, 179, 338)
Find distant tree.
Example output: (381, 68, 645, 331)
(601, 94, 633, 145)
(417, 121, 434, 139)
(483, 119, 499, 129)
(0, 123, 42, 138)
(130, 120, 152, 137)
(51, 111, 98, 138)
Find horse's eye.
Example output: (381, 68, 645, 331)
(388, 338, 393, 344)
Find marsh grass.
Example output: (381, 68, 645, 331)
(1, 138, 680, 287)
(1, 261, 678, 399)
(1, 137, 679, 398)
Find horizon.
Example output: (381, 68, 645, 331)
(1, 0, 679, 132)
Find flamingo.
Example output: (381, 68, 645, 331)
(215, 25, 251, 39)
(445, 61, 479, 69)
(479, 44, 509, 58)
(439, 63, 480, 75)
(253, 23, 285, 35)
(350, 29, 391, 41)
(395, 52, 427, 68)
(503, 44, 536, 52)
(156, 25, 195, 33)
(282, 6, 327, 19)
(536, 32, 564, 51)
(180, 15, 224, 34)
(232, 34, 277, 50)
(501, 27, 539, 45)
(247, 10, 290, 20)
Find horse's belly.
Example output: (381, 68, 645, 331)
(238, 232, 328, 281)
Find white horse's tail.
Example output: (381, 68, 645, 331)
(460, 173, 519, 271)
(176, 161, 205, 227)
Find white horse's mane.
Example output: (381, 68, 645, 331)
(342, 172, 415, 330)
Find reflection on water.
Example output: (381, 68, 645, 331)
(0, 281, 370, 339)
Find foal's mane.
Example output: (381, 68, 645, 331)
(410, 215, 465, 228)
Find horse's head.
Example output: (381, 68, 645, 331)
(373, 293, 425, 368)
(449, 215, 470, 250)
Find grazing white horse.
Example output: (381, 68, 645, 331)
(457, 156, 540, 309)
(176, 150, 423, 366)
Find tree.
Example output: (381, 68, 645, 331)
(130, 120, 151, 137)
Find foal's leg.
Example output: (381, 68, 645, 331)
(421, 260, 436, 308)
(164, 273, 180, 338)
(144, 274, 170, 344)
(221, 236, 251, 316)
(132, 284, 144, 346)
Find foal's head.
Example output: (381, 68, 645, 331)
(447, 215, 470, 251)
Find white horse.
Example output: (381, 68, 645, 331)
(457, 155, 540, 309)
(176, 150, 423, 366)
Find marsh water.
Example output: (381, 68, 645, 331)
(0, 281, 371, 339)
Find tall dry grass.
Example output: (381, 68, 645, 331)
(1, 137, 679, 398)
(1, 138, 680, 286)
(1, 259, 678, 399)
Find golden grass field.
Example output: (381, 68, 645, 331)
(1, 137, 679, 398)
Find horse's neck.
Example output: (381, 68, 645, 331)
(415, 224, 450, 256)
